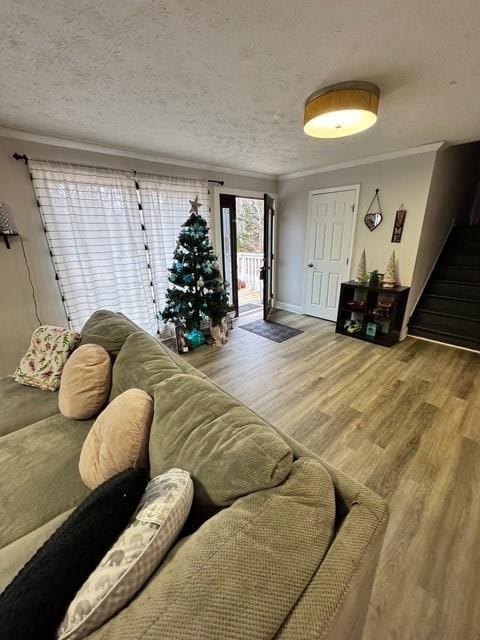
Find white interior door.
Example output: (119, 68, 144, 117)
(304, 187, 357, 321)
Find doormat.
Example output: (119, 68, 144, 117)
(239, 303, 261, 314)
(240, 320, 303, 343)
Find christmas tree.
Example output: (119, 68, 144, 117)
(355, 249, 367, 283)
(162, 197, 229, 331)
(383, 250, 397, 288)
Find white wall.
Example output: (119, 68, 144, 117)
(0, 135, 276, 376)
(276, 152, 437, 317)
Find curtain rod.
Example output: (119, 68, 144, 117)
(12, 152, 224, 185)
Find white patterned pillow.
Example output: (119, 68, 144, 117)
(57, 469, 193, 640)
(14, 325, 80, 391)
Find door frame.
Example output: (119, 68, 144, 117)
(302, 184, 360, 316)
(212, 186, 277, 307)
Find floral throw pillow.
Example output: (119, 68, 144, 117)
(57, 469, 193, 640)
(14, 326, 80, 392)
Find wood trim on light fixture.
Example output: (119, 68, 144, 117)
(304, 81, 380, 138)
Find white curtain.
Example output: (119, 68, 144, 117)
(137, 174, 211, 316)
(29, 160, 158, 334)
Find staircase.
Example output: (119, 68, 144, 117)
(409, 226, 480, 351)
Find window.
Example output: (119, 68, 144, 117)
(29, 160, 211, 334)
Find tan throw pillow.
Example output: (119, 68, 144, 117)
(57, 469, 193, 640)
(79, 389, 153, 490)
(14, 326, 80, 391)
(59, 345, 111, 419)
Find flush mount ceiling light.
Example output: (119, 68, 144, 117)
(304, 81, 380, 138)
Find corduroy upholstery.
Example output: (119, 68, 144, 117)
(87, 458, 336, 640)
(0, 375, 59, 437)
(150, 374, 294, 515)
(0, 310, 388, 640)
(78, 310, 141, 358)
(110, 331, 205, 400)
(0, 509, 73, 593)
(0, 414, 92, 547)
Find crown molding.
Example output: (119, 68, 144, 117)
(278, 141, 446, 181)
(0, 127, 276, 181)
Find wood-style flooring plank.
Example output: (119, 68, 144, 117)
(185, 311, 480, 640)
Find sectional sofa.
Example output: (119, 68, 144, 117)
(0, 310, 388, 639)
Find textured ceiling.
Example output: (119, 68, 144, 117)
(1, 0, 480, 176)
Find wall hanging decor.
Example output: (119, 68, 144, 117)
(355, 249, 367, 282)
(391, 205, 407, 243)
(0, 202, 19, 248)
(364, 188, 383, 231)
(382, 251, 397, 288)
(0, 202, 14, 233)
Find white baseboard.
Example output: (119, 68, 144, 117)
(274, 301, 303, 314)
(408, 334, 479, 354)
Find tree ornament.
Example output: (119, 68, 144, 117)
(197, 276, 205, 288)
(189, 195, 202, 215)
(185, 328, 205, 349)
(210, 317, 229, 347)
(355, 249, 367, 283)
(383, 251, 397, 288)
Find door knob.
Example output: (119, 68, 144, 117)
(307, 263, 314, 267)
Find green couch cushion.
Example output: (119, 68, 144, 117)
(0, 414, 92, 548)
(0, 375, 59, 437)
(86, 458, 335, 640)
(0, 509, 73, 594)
(79, 310, 139, 357)
(149, 374, 293, 513)
(110, 332, 205, 399)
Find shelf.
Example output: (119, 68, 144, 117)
(341, 306, 368, 314)
(336, 280, 410, 348)
(340, 308, 392, 321)
(337, 329, 393, 347)
(342, 280, 409, 293)
(1, 232, 19, 249)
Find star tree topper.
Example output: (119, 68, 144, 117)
(189, 196, 202, 215)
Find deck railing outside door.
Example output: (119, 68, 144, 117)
(237, 252, 263, 291)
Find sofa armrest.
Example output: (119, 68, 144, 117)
(274, 498, 388, 640)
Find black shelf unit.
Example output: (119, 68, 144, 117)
(336, 281, 410, 347)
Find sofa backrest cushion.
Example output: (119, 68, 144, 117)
(79, 310, 139, 357)
(59, 344, 111, 420)
(110, 332, 205, 399)
(83, 458, 336, 640)
(149, 374, 294, 514)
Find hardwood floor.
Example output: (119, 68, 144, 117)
(186, 310, 480, 640)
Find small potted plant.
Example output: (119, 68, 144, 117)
(368, 270, 380, 287)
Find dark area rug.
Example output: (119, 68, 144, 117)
(239, 320, 303, 343)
